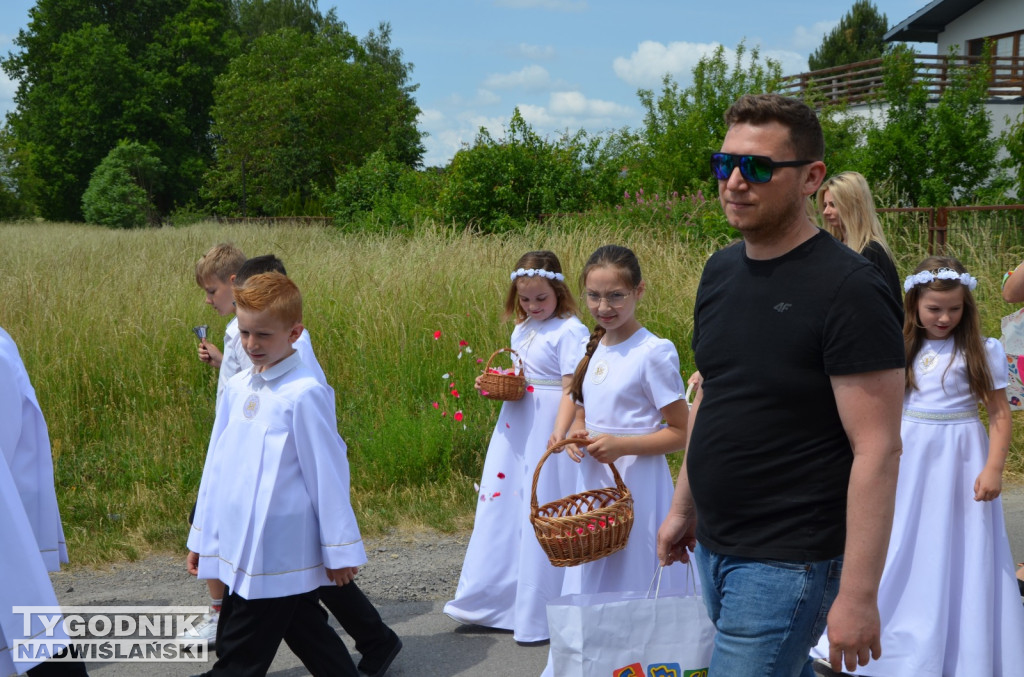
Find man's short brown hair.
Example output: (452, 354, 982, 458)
(724, 94, 824, 161)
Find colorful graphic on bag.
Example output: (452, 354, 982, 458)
(1007, 353, 1024, 409)
(612, 662, 705, 677)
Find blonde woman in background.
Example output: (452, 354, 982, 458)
(818, 171, 902, 305)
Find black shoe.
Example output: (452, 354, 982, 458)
(357, 635, 402, 677)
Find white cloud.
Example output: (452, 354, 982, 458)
(792, 21, 837, 51)
(613, 40, 814, 87)
(515, 104, 557, 128)
(762, 49, 810, 77)
(493, 0, 587, 11)
(548, 91, 633, 118)
(511, 43, 556, 60)
(613, 40, 723, 87)
(483, 64, 552, 91)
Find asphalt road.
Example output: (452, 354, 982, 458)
(34, 484, 1024, 677)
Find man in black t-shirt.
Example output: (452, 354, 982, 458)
(657, 94, 905, 677)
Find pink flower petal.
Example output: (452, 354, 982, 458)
(526, 385, 535, 393)
(481, 390, 490, 396)
(432, 401, 439, 409)
(492, 492, 501, 498)
(505, 423, 511, 429)
(497, 472, 505, 479)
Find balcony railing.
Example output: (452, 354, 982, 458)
(779, 54, 1024, 105)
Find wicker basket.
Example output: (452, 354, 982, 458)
(478, 348, 526, 401)
(530, 437, 634, 567)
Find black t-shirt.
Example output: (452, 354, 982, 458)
(859, 240, 902, 308)
(688, 230, 905, 560)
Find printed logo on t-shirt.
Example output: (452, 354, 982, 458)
(243, 393, 260, 419)
(590, 359, 609, 385)
(773, 302, 792, 313)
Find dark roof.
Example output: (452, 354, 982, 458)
(884, 0, 985, 43)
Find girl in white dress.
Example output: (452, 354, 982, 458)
(815, 256, 1024, 676)
(563, 244, 690, 595)
(444, 251, 590, 643)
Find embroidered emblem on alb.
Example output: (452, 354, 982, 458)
(243, 393, 260, 419)
(591, 359, 609, 385)
(918, 349, 941, 374)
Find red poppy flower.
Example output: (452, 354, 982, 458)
(451, 389, 460, 398)
(526, 385, 535, 393)
(432, 401, 439, 409)
(454, 411, 464, 422)
(459, 340, 469, 347)
(433, 330, 441, 340)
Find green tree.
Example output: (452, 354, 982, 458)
(82, 140, 166, 228)
(202, 23, 422, 215)
(808, 1, 889, 71)
(865, 45, 1004, 205)
(231, 0, 332, 44)
(2, 0, 238, 220)
(632, 42, 783, 198)
(1004, 111, 1024, 201)
(437, 108, 596, 231)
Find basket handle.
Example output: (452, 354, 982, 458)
(530, 436, 628, 512)
(483, 347, 524, 377)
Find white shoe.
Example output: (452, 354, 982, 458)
(178, 611, 218, 645)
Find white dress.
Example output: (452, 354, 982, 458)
(814, 337, 1024, 676)
(444, 314, 589, 642)
(188, 351, 367, 600)
(560, 327, 689, 596)
(0, 447, 71, 677)
(0, 327, 68, 572)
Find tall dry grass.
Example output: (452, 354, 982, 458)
(1, 216, 1021, 563)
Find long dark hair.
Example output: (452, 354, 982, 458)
(569, 245, 642, 403)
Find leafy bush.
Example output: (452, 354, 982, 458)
(81, 140, 164, 228)
(322, 150, 442, 231)
(437, 108, 597, 231)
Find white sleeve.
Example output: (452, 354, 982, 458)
(642, 339, 686, 411)
(985, 337, 1009, 391)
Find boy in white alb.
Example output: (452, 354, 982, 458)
(231, 256, 400, 676)
(0, 326, 88, 676)
(187, 272, 365, 676)
(192, 242, 249, 643)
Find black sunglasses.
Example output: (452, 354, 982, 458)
(710, 152, 813, 184)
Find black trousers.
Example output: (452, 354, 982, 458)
(204, 589, 358, 677)
(317, 581, 397, 660)
(26, 660, 89, 676)
(216, 582, 396, 662)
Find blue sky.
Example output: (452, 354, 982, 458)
(0, 0, 931, 167)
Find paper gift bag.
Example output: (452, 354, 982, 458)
(547, 567, 714, 677)
(1000, 308, 1024, 410)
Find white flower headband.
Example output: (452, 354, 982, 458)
(510, 268, 565, 282)
(903, 267, 978, 293)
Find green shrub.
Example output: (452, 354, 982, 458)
(437, 109, 596, 231)
(82, 140, 164, 228)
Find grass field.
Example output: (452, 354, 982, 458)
(2, 216, 1023, 564)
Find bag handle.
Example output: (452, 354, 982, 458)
(530, 437, 627, 514)
(482, 347, 524, 377)
(646, 562, 698, 599)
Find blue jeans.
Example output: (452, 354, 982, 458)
(694, 543, 842, 677)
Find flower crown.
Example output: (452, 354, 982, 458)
(510, 268, 565, 282)
(903, 268, 978, 293)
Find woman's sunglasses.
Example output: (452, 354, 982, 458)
(710, 152, 813, 184)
